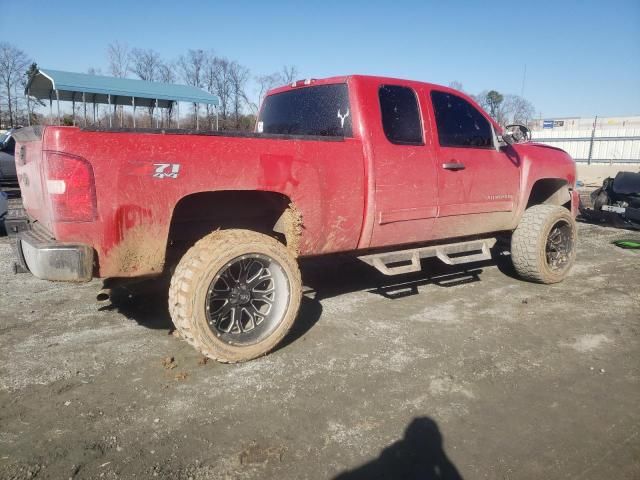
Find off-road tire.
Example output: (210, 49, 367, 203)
(511, 204, 577, 284)
(169, 229, 302, 363)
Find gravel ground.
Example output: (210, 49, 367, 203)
(0, 221, 638, 479)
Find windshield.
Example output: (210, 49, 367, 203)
(258, 84, 352, 137)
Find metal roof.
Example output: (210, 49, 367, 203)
(25, 68, 219, 108)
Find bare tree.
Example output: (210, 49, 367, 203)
(201, 52, 218, 128)
(471, 90, 506, 123)
(281, 65, 298, 84)
(177, 49, 206, 125)
(107, 42, 130, 78)
(253, 72, 282, 111)
(157, 62, 177, 126)
(208, 56, 233, 125)
(0, 42, 31, 127)
(177, 49, 205, 87)
(128, 48, 162, 81)
(129, 48, 163, 121)
(107, 42, 131, 125)
(502, 94, 535, 125)
(158, 62, 176, 83)
(229, 61, 250, 128)
(472, 89, 535, 126)
(250, 67, 296, 113)
(471, 90, 489, 111)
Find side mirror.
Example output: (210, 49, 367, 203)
(502, 124, 532, 145)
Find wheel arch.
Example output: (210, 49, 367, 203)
(166, 189, 301, 263)
(525, 178, 572, 210)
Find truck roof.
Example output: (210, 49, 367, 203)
(265, 74, 499, 130)
(267, 74, 456, 97)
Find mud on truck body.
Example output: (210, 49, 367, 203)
(10, 75, 579, 362)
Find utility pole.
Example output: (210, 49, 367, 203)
(521, 64, 527, 98)
(587, 115, 598, 165)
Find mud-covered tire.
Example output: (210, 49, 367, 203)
(511, 204, 577, 284)
(168, 229, 302, 363)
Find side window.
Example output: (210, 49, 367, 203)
(379, 85, 423, 145)
(431, 91, 493, 148)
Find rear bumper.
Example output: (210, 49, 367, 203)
(10, 214, 94, 282)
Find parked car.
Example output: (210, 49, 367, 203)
(580, 171, 640, 229)
(0, 129, 18, 184)
(10, 75, 579, 363)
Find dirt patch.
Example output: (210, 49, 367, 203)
(0, 224, 639, 479)
(239, 443, 286, 465)
(282, 202, 303, 257)
(562, 333, 613, 352)
(162, 356, 177, 369)
(104, 223, 167, 276)
(174, 371, 189, 381)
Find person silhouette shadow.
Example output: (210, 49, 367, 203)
(334, 417, 463, 480)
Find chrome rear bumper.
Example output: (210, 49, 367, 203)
(14, 224, 94, 282)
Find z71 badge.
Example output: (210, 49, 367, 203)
(153, 163, 181, 179)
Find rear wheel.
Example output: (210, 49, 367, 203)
(511, 204, 577, 284)
(169, 229, 302, 363)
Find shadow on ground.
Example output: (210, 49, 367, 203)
(300, 243, 517, 302)
(100, 244, 517, 350)
(334, 416, 463, 480)
(577, 211, 640, 231)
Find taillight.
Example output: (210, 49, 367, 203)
(45, 152, 97, 222)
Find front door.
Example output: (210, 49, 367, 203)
(428, 90, 520, 238)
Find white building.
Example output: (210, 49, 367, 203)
(529, 116, 640, 164)
(529, 115, 640, 131)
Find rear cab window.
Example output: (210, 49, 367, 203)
(378, 85, 423, 145)
(430, 91, 494, 148)
(258, 84, 352, 137)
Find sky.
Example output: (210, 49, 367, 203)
(1, 0, 639, 118)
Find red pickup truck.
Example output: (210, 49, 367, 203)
(10, 75, 579, 363)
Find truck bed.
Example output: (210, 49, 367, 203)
(14, 125, 366, 277)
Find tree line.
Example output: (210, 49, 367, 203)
(0, 41, 298, 130)
(448, 81, 536, 126)
(0, 43, 32, 128)
(98, 42, 299, 130)
(1, 40, 536, 130)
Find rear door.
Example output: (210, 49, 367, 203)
(257, 82, 366, 254)
(369, 84, 439, 247)
(428, 90, 520, 238)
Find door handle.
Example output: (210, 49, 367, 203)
(442, 162, 465, 170)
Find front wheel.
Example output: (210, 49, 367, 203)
(511, 204, 577, 284)
(169, 229, 302, 363)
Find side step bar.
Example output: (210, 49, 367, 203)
(358, 238, 496, 276)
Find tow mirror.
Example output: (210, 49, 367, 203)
(502, 124, 532, 145)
